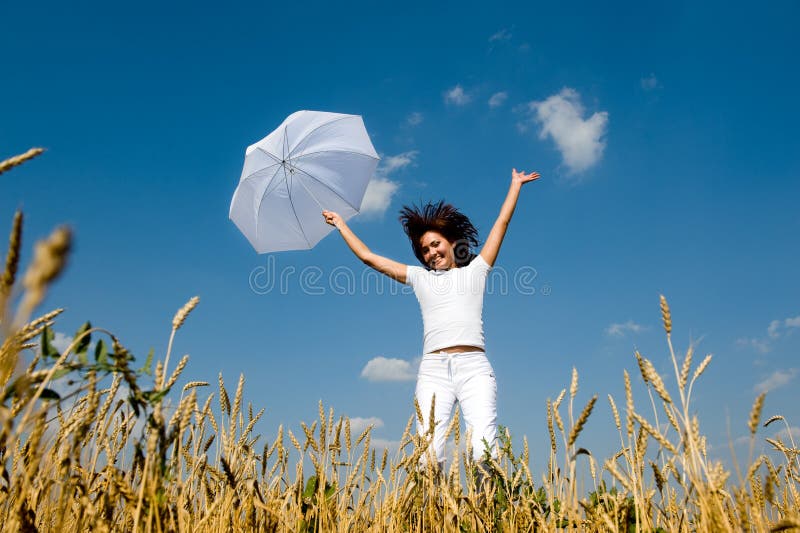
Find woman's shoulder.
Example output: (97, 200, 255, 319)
(465, 254, 491, 272)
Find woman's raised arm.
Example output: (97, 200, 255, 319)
(323, 210, 408, 284)
(479, 168, 540, 267)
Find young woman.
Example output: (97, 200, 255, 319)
(322, 168, 540, 468)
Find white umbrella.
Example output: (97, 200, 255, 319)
(230, 110, 380, 253)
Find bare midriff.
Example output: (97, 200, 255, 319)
(434, 345, 485, 354)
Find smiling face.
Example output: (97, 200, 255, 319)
(419, 231, 456, 270)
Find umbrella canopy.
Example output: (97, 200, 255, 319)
(230, 110, 380, 253)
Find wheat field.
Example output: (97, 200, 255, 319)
(1, 149, 798, 532)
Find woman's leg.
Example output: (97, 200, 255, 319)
(415, 354, 458, 466)
(454, 352, 498, 462)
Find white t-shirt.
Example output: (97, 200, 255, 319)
(405, 255, 492, 354)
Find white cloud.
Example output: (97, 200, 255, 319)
(774, 426, 800, 442)
(44, 331, 96, 355)
(360, 151, 418, 217)
(768, 320, 782, 339)
(489, 28, 512, 42)
(444, 85, 471, 106)
(379, 151, 418, 175)
(606, 320, 646, 337)
(349, 416, 384, 436)
(738, 314, 800, 354)
(640, 73, 661, 91)
(360, 356, 416, 382)
(372, 438, 404, 455)
(360, 178, 399, 217)
(407, 112, 423, 126)
(488, 91, 508, 109)
(51, 332, 74, 354)
(527, 88, 608, 174)
(754, 368, 798, 394)
(736, 337, 771, 355)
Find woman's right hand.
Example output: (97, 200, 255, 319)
(322, 210, 343, 228)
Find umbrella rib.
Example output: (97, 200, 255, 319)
(293, 148, 380, 162)
(256, 167, 312, 249)
(287, 115, 353, 160)
(245, 148, 288, 199)
(285, 172, 313, 249)
(255, 147, 283, 164)
(293, 166, 361, 213)
(241, 161, 281, 184)
(254, 166, 284, 239)
(262, 168, 288, 199)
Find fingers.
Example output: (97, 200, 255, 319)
(322, 211, 340, 226)
(511, 169, 541, 180)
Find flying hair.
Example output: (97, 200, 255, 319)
(398, 200, 480, 268)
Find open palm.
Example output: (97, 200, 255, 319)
(512, 168, 541, 185)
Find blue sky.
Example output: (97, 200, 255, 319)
(2, 0, 798, 469)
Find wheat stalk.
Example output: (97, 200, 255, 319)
(659, 294, 672, 335)
(0, 211, 23, 308)
(633, 412, 678, 454)
(608, 394, 621, 431)
(624, 370, 634, 437)
(679, 344, 693, 390)
(0, 147, 45, 175)
(748, 393, 766, 435)
(568, 395, 597, 448)
(172, 296, 199, 330)
(16, 226, 71, 324)
(218, 373, 231, 416)
(570, 367, 578, 400)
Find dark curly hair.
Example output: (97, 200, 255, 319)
(398, 200, 480, 268)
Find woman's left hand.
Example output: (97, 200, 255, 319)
(512, 168, 541, 185)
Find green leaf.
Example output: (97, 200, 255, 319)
(40, 388, 61, 400)
(128, 397, 141, 417)
(94, 339, 108, 364)
(2, 375, 31, 401)
(51, 368, 71, 380)
(303, 475, 318, 500)
(140, 348, 155, 375)
(73, 321, 91, 356)
(142, 389, 168, 405)
(41, 326, 59, 359)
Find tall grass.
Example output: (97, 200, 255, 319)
(1, 149, 799, 531)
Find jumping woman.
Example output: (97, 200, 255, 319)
(322, 168, 540, 472)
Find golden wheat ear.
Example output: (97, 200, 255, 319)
(0, 211, 23, 307)
(16, 226, 72, 324)
(0, 147, 45, 176)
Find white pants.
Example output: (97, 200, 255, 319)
(415, 350, 498, 464)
